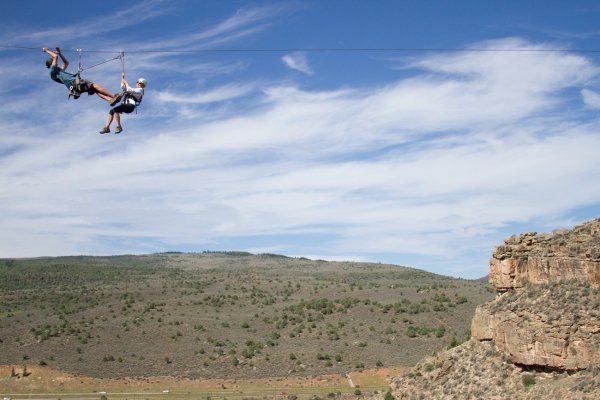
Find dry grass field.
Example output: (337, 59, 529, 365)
(0, 253, 493, 397)
(0, 364, 407, 399)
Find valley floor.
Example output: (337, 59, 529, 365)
(0, 365, 402, 399)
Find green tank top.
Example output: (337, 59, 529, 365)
(49, 65, 76, 89)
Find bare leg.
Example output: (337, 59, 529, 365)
(92, 83, 117, 102)
(104, 113, 114, 129)
(114, 113, 123, 133)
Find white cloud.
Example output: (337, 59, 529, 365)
(122, 3, 291, 53)
(282, 52, 313, 75)
(581, 88, 600, 108)
(2, 38, 600, 278)
(156, 83, 255, 104)
(4, 0, 171, 45)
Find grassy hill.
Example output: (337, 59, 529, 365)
(0, 253, 493, 379)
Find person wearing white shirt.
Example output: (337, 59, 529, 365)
(100, 74, 146, 134)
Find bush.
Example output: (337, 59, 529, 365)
(241, 347, 255, 359)
(354, 389, 362, 396)
(384, 389, 394, 400)
(406, 326, 417, 338)
(447, 335, 460, 349)
(522, 374, 536, 387)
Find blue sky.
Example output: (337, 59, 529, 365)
(1, 0, 600, 278)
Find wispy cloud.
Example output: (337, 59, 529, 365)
(581, 88, 600, 108)
(156, 83, 255, 104)
(2, 38, 600, 278)
(4, 0, 171, 46)
(282, 52, 313, 75)
(130, 3, 290, 52)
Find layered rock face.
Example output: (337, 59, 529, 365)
(472, 219, 600, 371)
(489, 219, 600, 291)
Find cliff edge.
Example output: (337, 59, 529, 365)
(489, 219, 600, 291)
(387, 219, 600, 399)
(473, 219, 600, 371)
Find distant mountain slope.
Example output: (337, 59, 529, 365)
(0, 253, 493, 379)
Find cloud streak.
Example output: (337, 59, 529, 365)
(2, 32, 600, 278)
(282, 52, 313, 75)
(4, 0, 171, 46)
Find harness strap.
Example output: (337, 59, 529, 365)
(77, 48, 83, 74)
(120, 51, 125, 77)
(122, 90, 143, 113)
(68, 73, 82, 99)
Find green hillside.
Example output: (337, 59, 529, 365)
(0, 253, 493, 379)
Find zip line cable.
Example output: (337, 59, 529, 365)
(79, 53, 121, 72)
(4, 44, 600, 54)
(72, 48, 121, 73)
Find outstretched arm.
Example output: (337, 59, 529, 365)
(54, 47, 69, 70)
(42, 47, 69, 70)
(42, 47, 58, 67)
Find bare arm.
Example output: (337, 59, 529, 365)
(54, 47, 69, 70)
(42, 47, 58, 67)
(42, 47, 69, 70)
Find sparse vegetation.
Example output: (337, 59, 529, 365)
(522, 374, 536, 387)
(0, 253, 493, 379)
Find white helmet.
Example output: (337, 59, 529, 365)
(137, 78, 147, 87)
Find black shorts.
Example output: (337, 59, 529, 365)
(109, 103, 135, 115)
(78, 79, 95, 95)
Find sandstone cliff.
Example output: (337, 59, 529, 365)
(471, 279, 600, 370)
(473, 219, 600, 371)
(386, 219, 600, 399)
(489, 219, 600, 291)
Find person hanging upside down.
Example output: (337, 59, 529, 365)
(42, 47, 121, 103)
(100, 74, 146, 134)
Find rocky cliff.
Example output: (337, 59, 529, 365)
(471, 279, 600, 371)
(387, 219, 600, 399)
(473, 219, 600, 371)
(489, 219, 600, 291)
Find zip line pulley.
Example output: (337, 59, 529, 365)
(74, 48, 122, 74)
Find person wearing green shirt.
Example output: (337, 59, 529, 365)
(42, 47, 121, 103)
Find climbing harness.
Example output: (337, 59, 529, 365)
(116, 51, 144, 113)
(66, 49, 84, 99)
(67, 48, 121, 100)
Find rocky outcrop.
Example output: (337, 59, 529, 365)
(385, 220, 600, 400)
(472, 280, 600, 370)
(489, 219, 600, 291)
(472, 219, 600, 371)
(388, 338, 600, 400)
